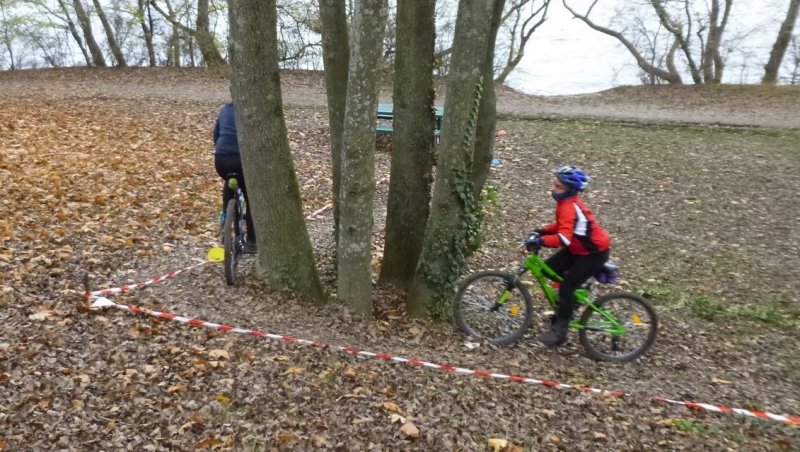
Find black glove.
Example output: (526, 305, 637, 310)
(525, 233, 542, 251)
(533, 228, 546, 235)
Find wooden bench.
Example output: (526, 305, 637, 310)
(375, 103, 444, 136)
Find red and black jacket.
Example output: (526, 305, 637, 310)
(541, 195, 610, 255)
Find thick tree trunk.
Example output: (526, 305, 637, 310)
(319, 0, 349, 257)
(228, 0, 325, 303)
(763, 0, 800, 84)
(196, 0, 225, 68)
(58, 0, 92, 66)
(407, 0, 495, 318)
(72, 0, 106, 67)
(337, 0, 388, 314)
(379, 0, 436, 290)
(92, 0, 126, 67)
(471, 0, 505, 201)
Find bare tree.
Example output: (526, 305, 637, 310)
(494, 0, 549, 84)
(337, 0, 389, 314)
(319, 0, 349, 255)
(380, 0, 437, 290)
(763, 0, 800, 84)
(136, 0, 157, 66)
(72, 0, 107, 66)
(56, 0, 92, 66)
(407, 0, 498, 318)
(228, 0, 326, 302)
(564, 0, 734, 85)
(92, 0, 126, 66)
(150, 0, 225, 67)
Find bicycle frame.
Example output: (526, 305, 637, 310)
(513, 250, 626, 334)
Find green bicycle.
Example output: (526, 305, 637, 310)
(454, 242, 658, 362)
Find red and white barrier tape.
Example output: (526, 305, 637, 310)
(87, 296, 800, 427)
(84, 260, 211, 298)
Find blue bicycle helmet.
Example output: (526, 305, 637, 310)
(554, 165, 590, 191)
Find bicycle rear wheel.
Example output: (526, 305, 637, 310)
(223, 199, 239, 286)
(454, 271, 534, 345)
(578, 292, 658, 362)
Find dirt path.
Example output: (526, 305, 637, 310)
(2, 67, 799, 128)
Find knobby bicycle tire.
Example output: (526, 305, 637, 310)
(223, 199, 239, 286)
(454, 270, 534, 345)
(578, 291, 658, 362)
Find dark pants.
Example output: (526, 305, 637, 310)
(545, 248, 610, 322)
(214, 154, 255, 242)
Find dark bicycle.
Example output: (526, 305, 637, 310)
(221, 173, 248, 286)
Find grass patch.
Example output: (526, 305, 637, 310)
(638, 284, 798, 329)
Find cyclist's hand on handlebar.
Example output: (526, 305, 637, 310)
(533, 228, 546, 235)
(525, 233, 542, 251)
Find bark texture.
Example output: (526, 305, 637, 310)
(228, 0, 325, 303)
(319, 0, 349, 257)
(72, 0, 107, 67)
(407, 0, 495, 318)
(763, 0, 800, 84)
(337, 0, 388, 314)
(379, 0, 436, 290)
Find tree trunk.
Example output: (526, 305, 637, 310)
(763, 0, 800, 84)
(407, 0, 495, 318)
(1, 1, 16, 69)
(58, 0, 92, 66)
(337, 0, 388, 314)
(319, 0, 349, 258)
(228, 0, 325, 303)
(379, 0, 436, 290)
(72, 0, 106, 67)
(471, 0, 505, 201)
(196, 0, 225, 68)
(92, 0, 126, 67)
(151, 0, 225, 68)
(137, 0, 157, 66)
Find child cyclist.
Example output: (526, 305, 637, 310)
(526, 165, 611, 346)
(214, 102, 256, 253)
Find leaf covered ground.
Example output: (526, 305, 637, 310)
(1, 68, 799, 450)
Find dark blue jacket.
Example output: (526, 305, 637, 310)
(213, 103, 239, 156)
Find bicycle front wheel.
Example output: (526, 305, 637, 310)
(222, 199, 239, 286)
(578, 292, 658, 362)
(454, 271, 534, 345)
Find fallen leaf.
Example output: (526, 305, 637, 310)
(274, 355, 291, 362)
(310, 434, 329, 447)
(208, 349, 230, 360)
(711, 377, 732, 385)
(285, 366, 305, 375)
(400, 422, 419, 438)
(390, 413, 406, 424)
(196, 437, 222, 448)
(215, 395, 231, 405)
(593, 431, 607, 440)
(487, 438, 508, 451)
(28, 311, 51, 321)
(343, 367, 357, 379)
(277, 433, 296, 443)
(167, 384, 187, 393)
(382, 401, 400, 413)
